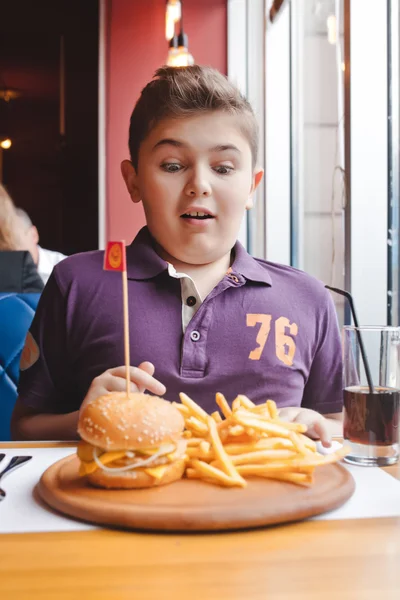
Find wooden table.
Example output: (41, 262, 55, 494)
(1, 441, 400, 600)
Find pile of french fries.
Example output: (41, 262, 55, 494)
(173, 393, 348, 488)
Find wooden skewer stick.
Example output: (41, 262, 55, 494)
(122, 267, 130, 398)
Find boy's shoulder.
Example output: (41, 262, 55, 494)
(51, 249, 106, 290)
(251, 256, 330, 302)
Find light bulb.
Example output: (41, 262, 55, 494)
(165, 0, 181, 40)
(166, 46, 194, 67)
(166, 46, 178, 66)
(0, 138, 12, 149)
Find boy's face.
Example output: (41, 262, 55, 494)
(121, 111, 263, 266)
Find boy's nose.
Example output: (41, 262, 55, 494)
(184, 172, 212, 198)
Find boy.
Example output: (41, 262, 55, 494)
(12, 66, 343, 444)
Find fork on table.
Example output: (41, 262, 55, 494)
(0, 453, 32, 501)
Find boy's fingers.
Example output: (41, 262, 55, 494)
(137, 361, 155, 376)
(137, 362, 156, 392)
(277, 407, 299, 422)
(107, 365, 166, 396)
(312, 419, 332, 447)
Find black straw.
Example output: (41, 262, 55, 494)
(325, 285, 375, 394)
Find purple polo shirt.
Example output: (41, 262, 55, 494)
(18, 227, 343, 416)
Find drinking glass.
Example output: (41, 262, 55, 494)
(343, 326, 400, 466)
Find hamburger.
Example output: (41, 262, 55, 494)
(77, 392, 187, 489)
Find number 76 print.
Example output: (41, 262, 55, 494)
(246, 314, 298, 366)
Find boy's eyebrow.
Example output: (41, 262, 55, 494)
(152, 139, 242, 154)
(210, 144, 241, 154)
(152, 138, 185, 150)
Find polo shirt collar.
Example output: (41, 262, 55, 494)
(126, 226, 272, 286)
(231, 240, 272, 285)
(126, 227, 168, 280)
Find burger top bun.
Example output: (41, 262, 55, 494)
(78, 392, 184, 451)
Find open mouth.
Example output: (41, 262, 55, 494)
(181, 212, 215, 220)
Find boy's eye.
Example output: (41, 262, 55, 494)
(214, 165, 234, 175)
(161, 162, 182, 173)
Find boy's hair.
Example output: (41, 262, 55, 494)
(128, 65, 259, 170)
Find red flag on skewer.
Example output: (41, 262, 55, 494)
(103, 241, 126, 272)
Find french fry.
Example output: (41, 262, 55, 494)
(177, 391, 348, 489)
(245, 428, 256, 437)
(254, 472, 313, 487)
(236, 409, 307, 434)
(191, 437, 304, 460)
(289, 431, 309, 456)
(186, 416, 208, 436)
(200, 440, 211, 455)
(185, 468, 218, 486)
(172, 402, 190, 417)
(217, 419, 231, 432)
(215, 392, 232, 418)
(230, 449, 298, 465)
(186, 437, 204, 447)
(298, 434, 317, 452)
(272, 420, 307, 433)
(186, 468, 201, 479)
(229, 425, 245, 436)
(231, 397, 242, 411)
(237, 463, 315, 475)
(224, 438, 294, 454)
(223, 433, 259, 445)
(267, 400, 279, 419)
(211, 411, 223, 423)
(252, 403, 271, 416)
(179, 392, 209, 422)
(187, 447, 211, 459)
(233, 412, 293, 438)
(191, 459, 245, 487)
(236, 395, 255, 409)
(320, 445, 351, 464)
(207, 417, 246, 486)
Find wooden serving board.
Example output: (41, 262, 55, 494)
(37, 455, 355, 532)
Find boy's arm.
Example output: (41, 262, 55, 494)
(12, 363, 166, 441)
(11, 400, 79, 441)
(14, 272, 79, 441)
(300, 289, 343, 412)
(278, 287, 344, 446)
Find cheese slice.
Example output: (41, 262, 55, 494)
(140, 443, 175, 456)
(143, 465, 169, 480)
(77, 441, 99, 462)
(139, 447, 161, 456)
(78, 450, 126, 476)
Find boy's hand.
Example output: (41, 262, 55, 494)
(278, 407, 338, 448)
(81, 362, 166, 411)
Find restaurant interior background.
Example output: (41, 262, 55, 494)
(1, 0, 399, 329)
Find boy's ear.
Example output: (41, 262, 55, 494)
(245, 168, 264, 210)
(121, 160, 141, 204)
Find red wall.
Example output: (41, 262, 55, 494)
(106, 0, 227, 243)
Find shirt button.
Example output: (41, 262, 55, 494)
(186, 296, 197, 307)
(190, 330, 201, 342)
(228, 273, 239, 283)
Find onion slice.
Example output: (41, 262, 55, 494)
(92, 443, 176, 473)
